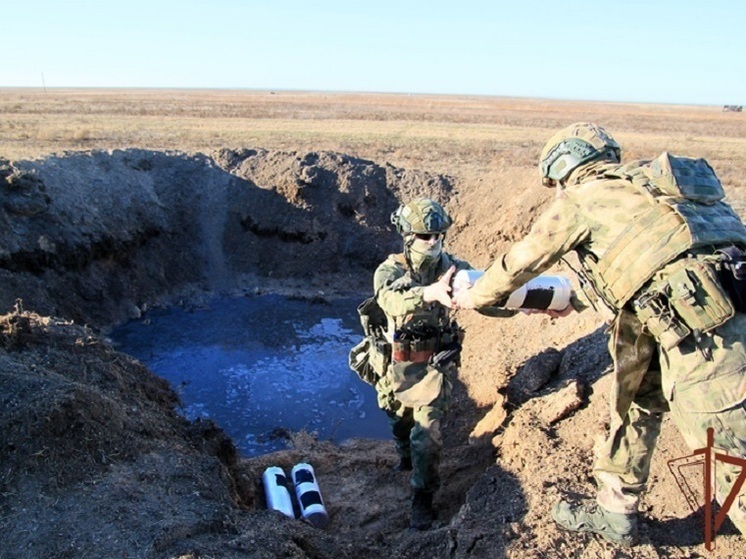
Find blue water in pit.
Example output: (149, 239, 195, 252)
(111, 294, 391, 456)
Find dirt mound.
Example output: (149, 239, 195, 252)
(1, 148, 743, 559)
(1, 149, 451, 329)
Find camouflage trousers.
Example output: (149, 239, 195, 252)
(376, 360, 453, 493)
(594, 310, 746, 534)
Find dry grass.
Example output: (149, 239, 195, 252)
(1, 87, 744, 193)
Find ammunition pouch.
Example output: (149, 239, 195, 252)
(633, 290, 690, 350)
(356, 296, 386, 338)
(349, 293, 391, 386)
(393, 338, 436, 363)
(348, 336, 390, 386)
(633, 257, 735, 350)
(371, 338, 392, 375)
(391, 320, 463, 366)
(667, 258, 734, 333)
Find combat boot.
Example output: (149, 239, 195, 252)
(410, 490, 436, 530)
(392, 456, 412, 472)
(552, 499, 638, 546)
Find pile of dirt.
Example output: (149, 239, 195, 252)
(1, 148, 743, 558)
(0, 149, 452, 328)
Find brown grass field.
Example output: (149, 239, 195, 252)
(3, 88, 744, 227)
(1, 88, 744, 191)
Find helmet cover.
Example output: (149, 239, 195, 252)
(540, 122, 621, 183)
(390, 198, 452, 235)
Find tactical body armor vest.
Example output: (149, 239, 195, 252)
(381, 253, 461, 363)
(348, 252, 462, 386)
(573, 153, 746, 347)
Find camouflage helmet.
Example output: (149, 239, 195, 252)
(539, 122, 621, 185)
(390, 198, 452, 235)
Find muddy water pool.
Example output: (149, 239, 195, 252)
(111, 295, 390, 456)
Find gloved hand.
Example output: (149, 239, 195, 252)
(454, 287, 476, 310)
(423, 266, 456, 308)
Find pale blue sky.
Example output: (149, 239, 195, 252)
(4, 0, 744, 105)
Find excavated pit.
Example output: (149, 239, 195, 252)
(0, 148, 453, 450)
(1, 147, 491, 559)
(0, 147, 453, 461)
(3, 145, 737, 559)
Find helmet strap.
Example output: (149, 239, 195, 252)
(403, 235, 416, 271)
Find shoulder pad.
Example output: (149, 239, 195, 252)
(598, 160, 650, 180)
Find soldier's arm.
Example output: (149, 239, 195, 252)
(467, 197, 589, 309)
(373, 259, 426, 316)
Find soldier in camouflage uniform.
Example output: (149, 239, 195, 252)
(455, 122, 746, 546)
(373, 198, 472, 530)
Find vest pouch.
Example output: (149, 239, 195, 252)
(349, 337, 386, 387)
(666, 260, 734, 334)
(370, 338, 391, 376)
(646, 152, 725, 204)
(393, 338, 435, 363)
(409, 339, 436, 364)
(356, 296, 386, 337)
(392, 340, 410, 362)
(633, 290, 690, 350)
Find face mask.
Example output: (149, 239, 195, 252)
(411, 237, 442, 256)
(407, 237, 442, 269)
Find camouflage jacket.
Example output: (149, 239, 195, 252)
(374, 252, 471, 342)
(468, 161, 746, 311)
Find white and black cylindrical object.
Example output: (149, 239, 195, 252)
(453, 269, 572, 311)
(290, 462, 329, 529)
(262, 466, 295, 519)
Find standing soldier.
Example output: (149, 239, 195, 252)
(371, 198, 477, 530)
(455, 123, 746, 546)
